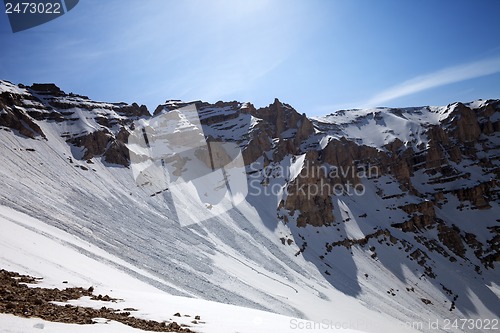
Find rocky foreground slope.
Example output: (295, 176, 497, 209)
(0, 79, 498, 331)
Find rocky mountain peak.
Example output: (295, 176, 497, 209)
(0, 79, 499, 328)
(0, 81, 150, 166)
(29, 83, 64, 96)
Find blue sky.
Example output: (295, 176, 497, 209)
(1, 0, 499, 116)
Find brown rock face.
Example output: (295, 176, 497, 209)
(69, 128, 133, 167)
(242, 126, 272, 165)
(294, 114, 315, 145)
(0, 81, 149, 167)
(450, 103, 481, 143)
(437, 224, 466, 258)
(104, 141, 130, 166)
(320, 138, 365, 185)
(0, 91, 46, 139)
(392, 201, 436, 232)
(249, 98, 312, 139)
(450, 180, 496, 210)
(0, 269, 194, 332)
(242, 99, 314, 165)
(30, 83, 63, 95)
(282, 153, 335, 227)
(117, 102, 150, 118)
(70, 130, 111, 160)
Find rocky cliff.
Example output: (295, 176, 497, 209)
(1, 79, 498, 327)
(0, 81, 148, 166)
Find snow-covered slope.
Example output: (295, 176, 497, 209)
(312, 100, 494, 150)
(0, 80, 498, 332)
(0, 205, 370, 333)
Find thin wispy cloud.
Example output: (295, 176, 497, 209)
(362, 56, 500, 108)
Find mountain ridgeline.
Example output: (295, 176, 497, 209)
(0, 79, 498, 331)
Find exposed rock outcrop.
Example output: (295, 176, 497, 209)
(0, 269, 195, 332)
(0, 79, 498, 275)
(0, 91, 46, 139)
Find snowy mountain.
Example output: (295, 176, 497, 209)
(0, 79, 498, 332)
